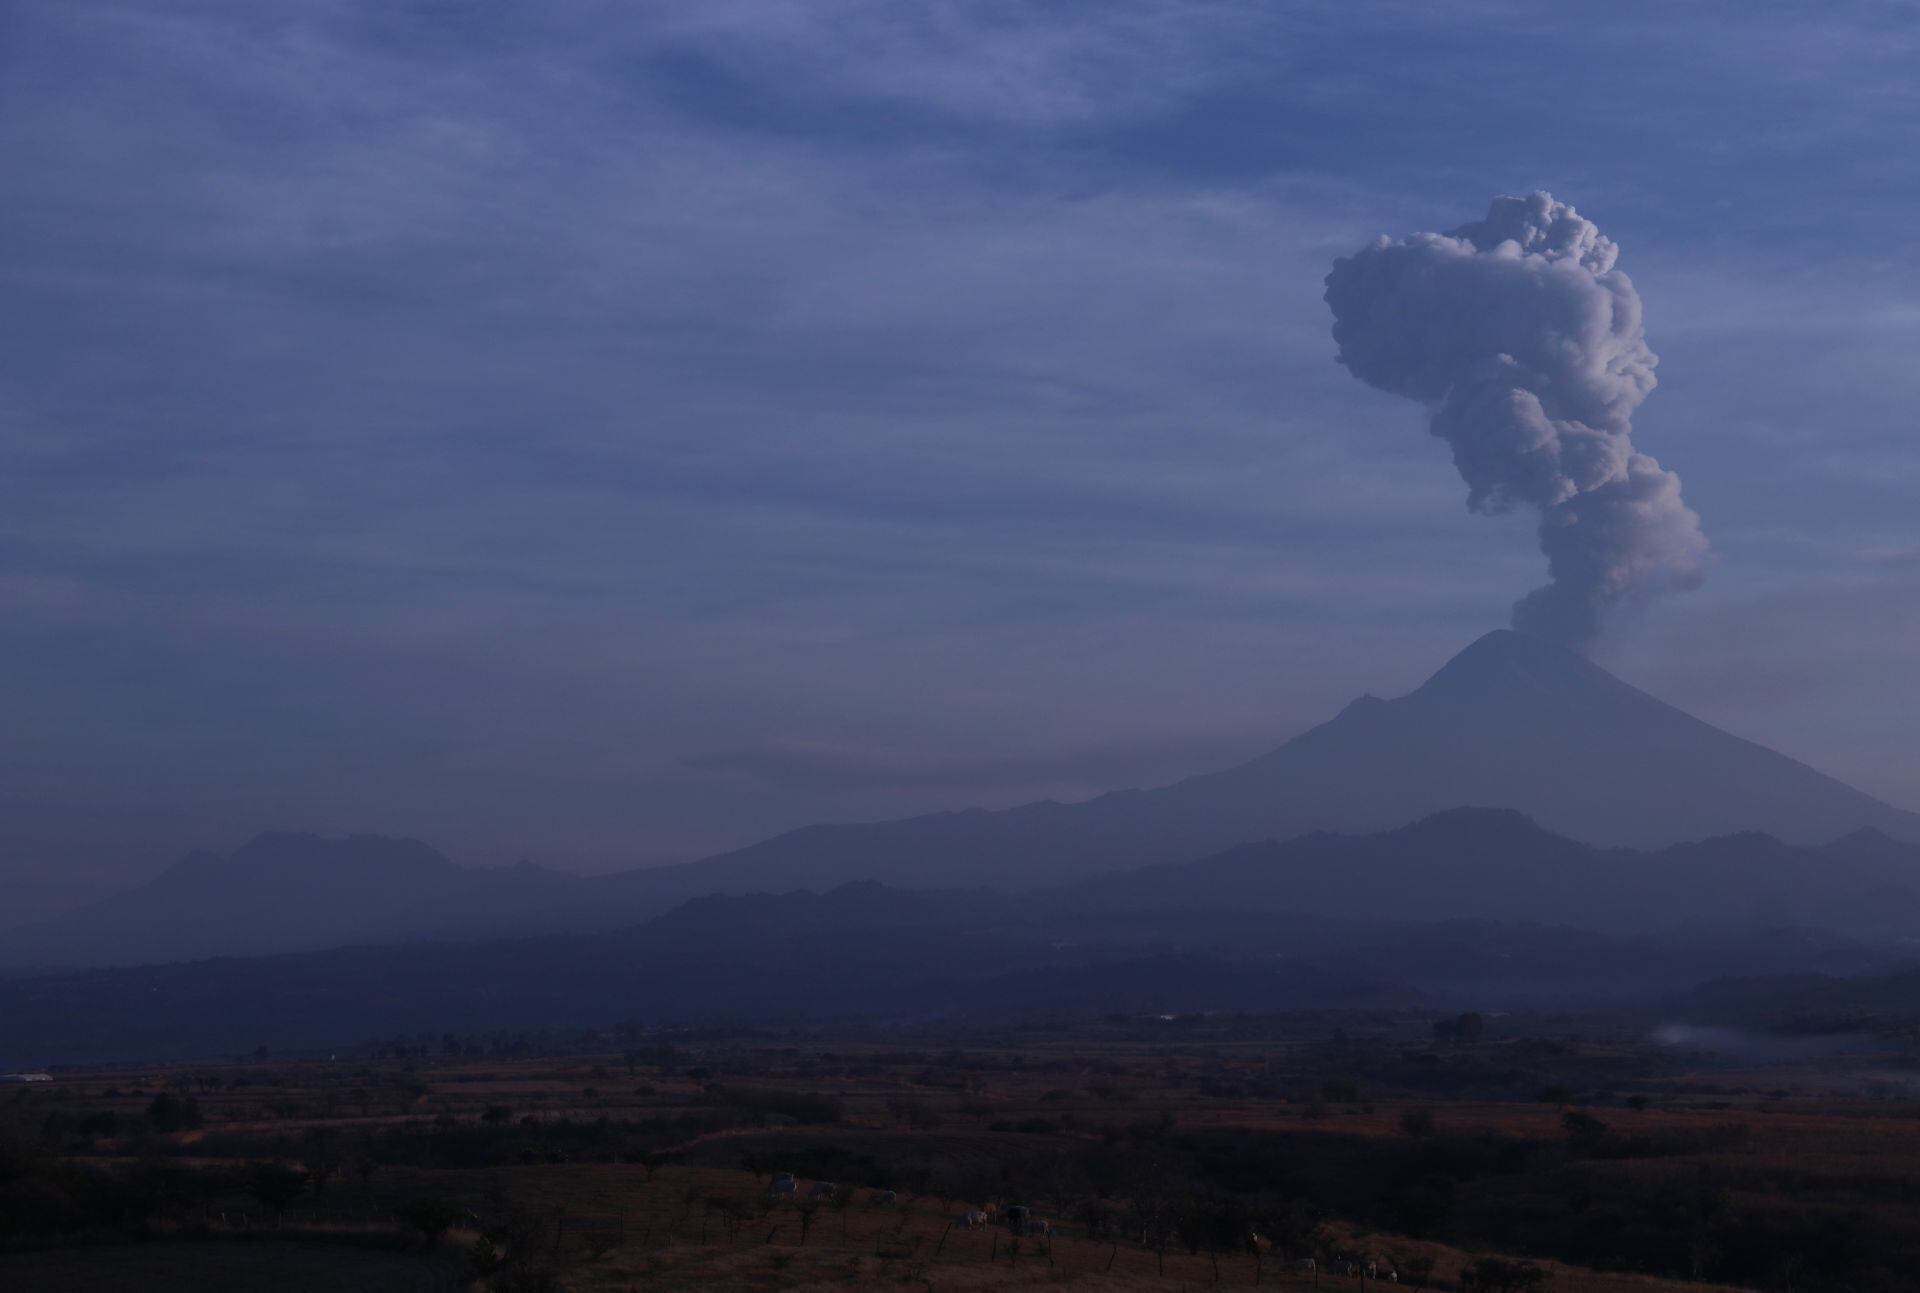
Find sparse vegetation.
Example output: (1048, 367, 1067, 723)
(2, 1016, 1914, 1290)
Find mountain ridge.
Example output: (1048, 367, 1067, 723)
(6, 629, 1916, 968)
(4, 806, 1916, 1065)
(652, 630, 1920, 894)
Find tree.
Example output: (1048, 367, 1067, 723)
(1460, 1256, 1549, 1292)
(248, 1163, 308, 1227)
(795, 1198, 821, 1246)
(400, 1197, 464, 1247)
(303, 1154, 339, 1196)
(467, 1207, 561, 1292)
(145, 1092, 203, 1133)
(635, 1149, 678, 1183)
(1562, 1109, 1609, 1152)
(1433, 1012, 1485, 1044)
(1398, 1107, 1437, 1139)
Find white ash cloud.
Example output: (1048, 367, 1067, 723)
(1324, 192, 1708, 646)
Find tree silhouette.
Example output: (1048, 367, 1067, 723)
(145, 1092, 203, 1133)
(247, 1163, 308, 1227)
(1461, 1256, 1549, 1292)
(400, 1197, 463, 1248)
(636, 1149, 678, 1183)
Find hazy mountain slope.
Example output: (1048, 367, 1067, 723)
(1069, 808, 1920, 937)
(1, 832, 1905, 1066)
(0, 883, 1091, 1064)
(0, 834, 593, 969)
(1674, 963, 1920, 1035)
(10, 630, 1915, 969)
(660, 630, 1920, 893)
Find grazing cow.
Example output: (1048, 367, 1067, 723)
(1246, 1232, 1273, 1256)
(808, 1181, 837, 1200)
(869, 1189, 897, 1206)
(1028, 1218, 1052, 1239)
(1004, 1205, 1030, 1232)
(767, 1175, 797, 1200)
(1293, 1258, 1316, 1274)
(963, 1210, 988, 1230)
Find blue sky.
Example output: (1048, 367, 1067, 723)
(3, 0, 1917, 913)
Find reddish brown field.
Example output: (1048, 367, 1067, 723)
(400, 1161, 1759, 1293)
(7, 1022, 1918, 1291)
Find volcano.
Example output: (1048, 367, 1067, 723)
(10, 630, 1915, 968)
(665, 629, 1920, 892)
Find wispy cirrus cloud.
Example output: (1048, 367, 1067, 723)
(1, 0, 1918, 908)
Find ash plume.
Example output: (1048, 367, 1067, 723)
(1324, 192, 1708, 647)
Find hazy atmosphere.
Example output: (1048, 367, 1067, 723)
(12, 8, 1920, 1293)
(6, 1, 1918, 919)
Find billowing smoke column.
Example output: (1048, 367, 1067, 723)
(1324, 192, 1708, 648)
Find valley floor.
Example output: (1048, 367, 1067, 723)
(5, 1014, 1915, 1291)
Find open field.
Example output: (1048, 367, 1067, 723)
(7, 1014, 1919, 1290)
(0, 1240, 462, 1292)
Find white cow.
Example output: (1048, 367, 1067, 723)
(963, 1210, 988, 1230)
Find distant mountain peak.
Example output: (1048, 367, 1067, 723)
(1411, 627, 1622, 702)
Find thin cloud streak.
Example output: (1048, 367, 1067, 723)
(0, 0, 1916, 906)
